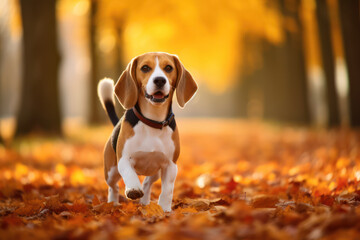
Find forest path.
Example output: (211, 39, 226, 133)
(0, 119, 359, 239)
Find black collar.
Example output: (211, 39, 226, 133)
(132, 104, 175, 130)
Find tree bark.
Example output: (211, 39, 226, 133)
(315, 0, 340, 127)
(274, 0, 310, 124)
(0, 23, 2, 144)
(338, 0, 360, 127)
(245, 0, 310, 124)
(17, 0, 61, 135)
(88, 0, 103, 124)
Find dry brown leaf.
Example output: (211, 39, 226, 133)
(251, 195, 279, 208)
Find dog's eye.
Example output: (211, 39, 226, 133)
(164, 65, 173, 73)
(141, 65, 151, 73)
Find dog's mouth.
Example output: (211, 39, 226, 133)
(145, 91, 170, 103)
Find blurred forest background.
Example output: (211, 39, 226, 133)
(0, 0, 359, 141)
(2, 1, 360, 238)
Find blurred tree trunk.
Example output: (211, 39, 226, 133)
(238, 0, 310, 124)
(315, 0, 339, 127)
(17, 0, 61, 135)
(0, 31, 2, 144)
(272, 0, 309, 124)
(88, 0, 103, 124)
(0, 126, 3, 145)
(113, 25, 125, 117)
(338, 0, 360, 127)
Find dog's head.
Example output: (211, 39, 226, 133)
(114, 52, 197, 109)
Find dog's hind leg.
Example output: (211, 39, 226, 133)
(139, 171, 160, 205)
(104, 138, 121, 204)
(106, 166, 120, 203)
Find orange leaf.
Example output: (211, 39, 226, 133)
(92, 195, 101, 206)
(93, 202, 114, 214)
(251, 195, 279, 208)
(66, 201, 89, 213)
(14, 199, 44, 216)
(139, 202, 164, 217)
(1, 215, 23, 228)
(319, 195, 335, 207)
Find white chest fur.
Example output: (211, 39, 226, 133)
(121, 122, 175, 176)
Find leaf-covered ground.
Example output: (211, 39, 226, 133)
(1, 119, 360, 239)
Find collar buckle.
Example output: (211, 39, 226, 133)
(161, 120, 169, 127)
(162, 113, 174, 128)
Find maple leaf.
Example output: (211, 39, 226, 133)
(14, 199, 44, 216)
(139, 202, 164, 218)
(93, 202, 115, 214)
(44, 195, 67, 214)
(66, 200, 89, 214)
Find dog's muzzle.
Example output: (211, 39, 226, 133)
(145, 91, 170, 103)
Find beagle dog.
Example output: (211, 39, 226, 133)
(97, 52, 197, 212)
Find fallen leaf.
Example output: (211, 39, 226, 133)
(92, 195, 101, 206)
(252, 195, 279, 208)
(139, 202, 164, 218)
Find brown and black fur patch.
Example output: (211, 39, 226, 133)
(115, 120, 135, 162)
(103, 137, 117, 181)
(172, 126, 180, 163)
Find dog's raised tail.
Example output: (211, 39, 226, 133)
(97, 78, 119, 126)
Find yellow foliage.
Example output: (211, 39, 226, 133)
(98, 0, 284, 92)
(55, 163, 67, 175)
(70, 168, 86, 186)
(14, 163, 28, 179)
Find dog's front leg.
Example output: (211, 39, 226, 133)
(140, 171, 160, 205)
(158, 162, 178, 212)
(118, 156, 144, 200)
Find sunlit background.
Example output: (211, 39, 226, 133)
(0, 0, 359, 140)
(1, 1, 360, 238)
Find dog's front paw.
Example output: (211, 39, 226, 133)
(158, 196, 174, 212)
(159, 199, 172, 212)
(139, 196, 150, 205)
(125, 188, 144, 200)
(108, 194, 118, 204)
(159, 204, 172, 213)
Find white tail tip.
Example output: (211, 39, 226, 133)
(97, 78, 115, 108)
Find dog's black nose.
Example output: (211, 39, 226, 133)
(154, 77, 166, 88)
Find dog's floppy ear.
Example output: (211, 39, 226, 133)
(173, 55, 198, 108)
(114, 57, 139, 109)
